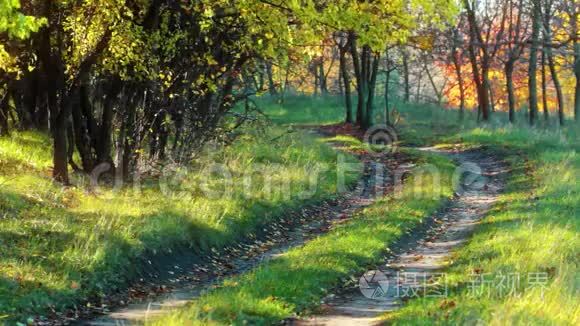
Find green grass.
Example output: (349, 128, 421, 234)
(380, 114, 580, 324)
(253, 94, 455, 128)
(152, 141, 456, 325)
(249, 95, 346, 125)
(241, 96, 579, 324)
(153, 96, 578, 325)
(0, 127, 360, 323)
(3, 94, 578, 324)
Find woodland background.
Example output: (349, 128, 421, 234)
(0, 0, 578, 182)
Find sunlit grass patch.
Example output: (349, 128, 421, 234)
(381, 122, 580, 325)
(151, 150, 455, 325)
(0, 131, 52, 175)
(247, 95, 346, 126)
(0, 127, 359, 323)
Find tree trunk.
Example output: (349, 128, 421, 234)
(97, 78, 121, 166)
(38, 11, 70, 183)
(547, 52, 564, 126)
(464, 0, 490, 122)
(385, 69, 391, 125)
(52, 100, 71, 184)
(122, 103, 137, 181)
(10, 82, 31, 129)
(364, 52, 380, 129)
(0, 92, 10, 135)
(265, 61, 277, 96)
(542, 11, 564, 126)
(338, 64, 344, 95)
(402, 50, 410, 102)
(67, 123, 80, 172)
(505, 62, 516, 123)
(313, 65, 319, 96)
(424, 61, 442, 105)
(18, 73, 38, 129)
(360, 46, 370, 126)
(157, 121, 168, 160)
(541, 51, 549, 122)
(479, 69, 491, 121)
(574, 42, 580, 122)
(528, 0, 541, 126)
(487, 80, 495, 113)
(318, 61, 328, 94)
(339, 46, 353, 123)
(281, 63, 290, 104)
(71, 85, 95, 172)
(149, 109, 168, 160)
(451, 48, 466, 119)
(349, 32, 365, 126)
(35, 72, 50, 130)
(115, 105, 127, 184)
(416, 75, 422, 102)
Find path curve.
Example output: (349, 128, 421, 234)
(296, 146, 508, 326)
(72, 144, 412, 326)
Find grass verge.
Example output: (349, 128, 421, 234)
(0, 127, 360, 323)
(381, 125, 579, 324)
(152, 141, 455, 325)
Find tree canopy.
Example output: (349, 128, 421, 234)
(0, 0, 458, 184)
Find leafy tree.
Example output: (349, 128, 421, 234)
(0, 0, 458, 183)
(0, 0, 45, 72)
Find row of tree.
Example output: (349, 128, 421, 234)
(262, 0, 578, 127)
(457, 0, 578, 125)
(0, 0, 455, 184)
(3, 1, 576, 185)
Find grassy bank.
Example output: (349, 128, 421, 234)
(0, 127, 359, 323)
(257, 95, 578, 324)
(248, 95, 346, 125)
(152, 140, 455, 325)
(382, 122, 579, 324)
